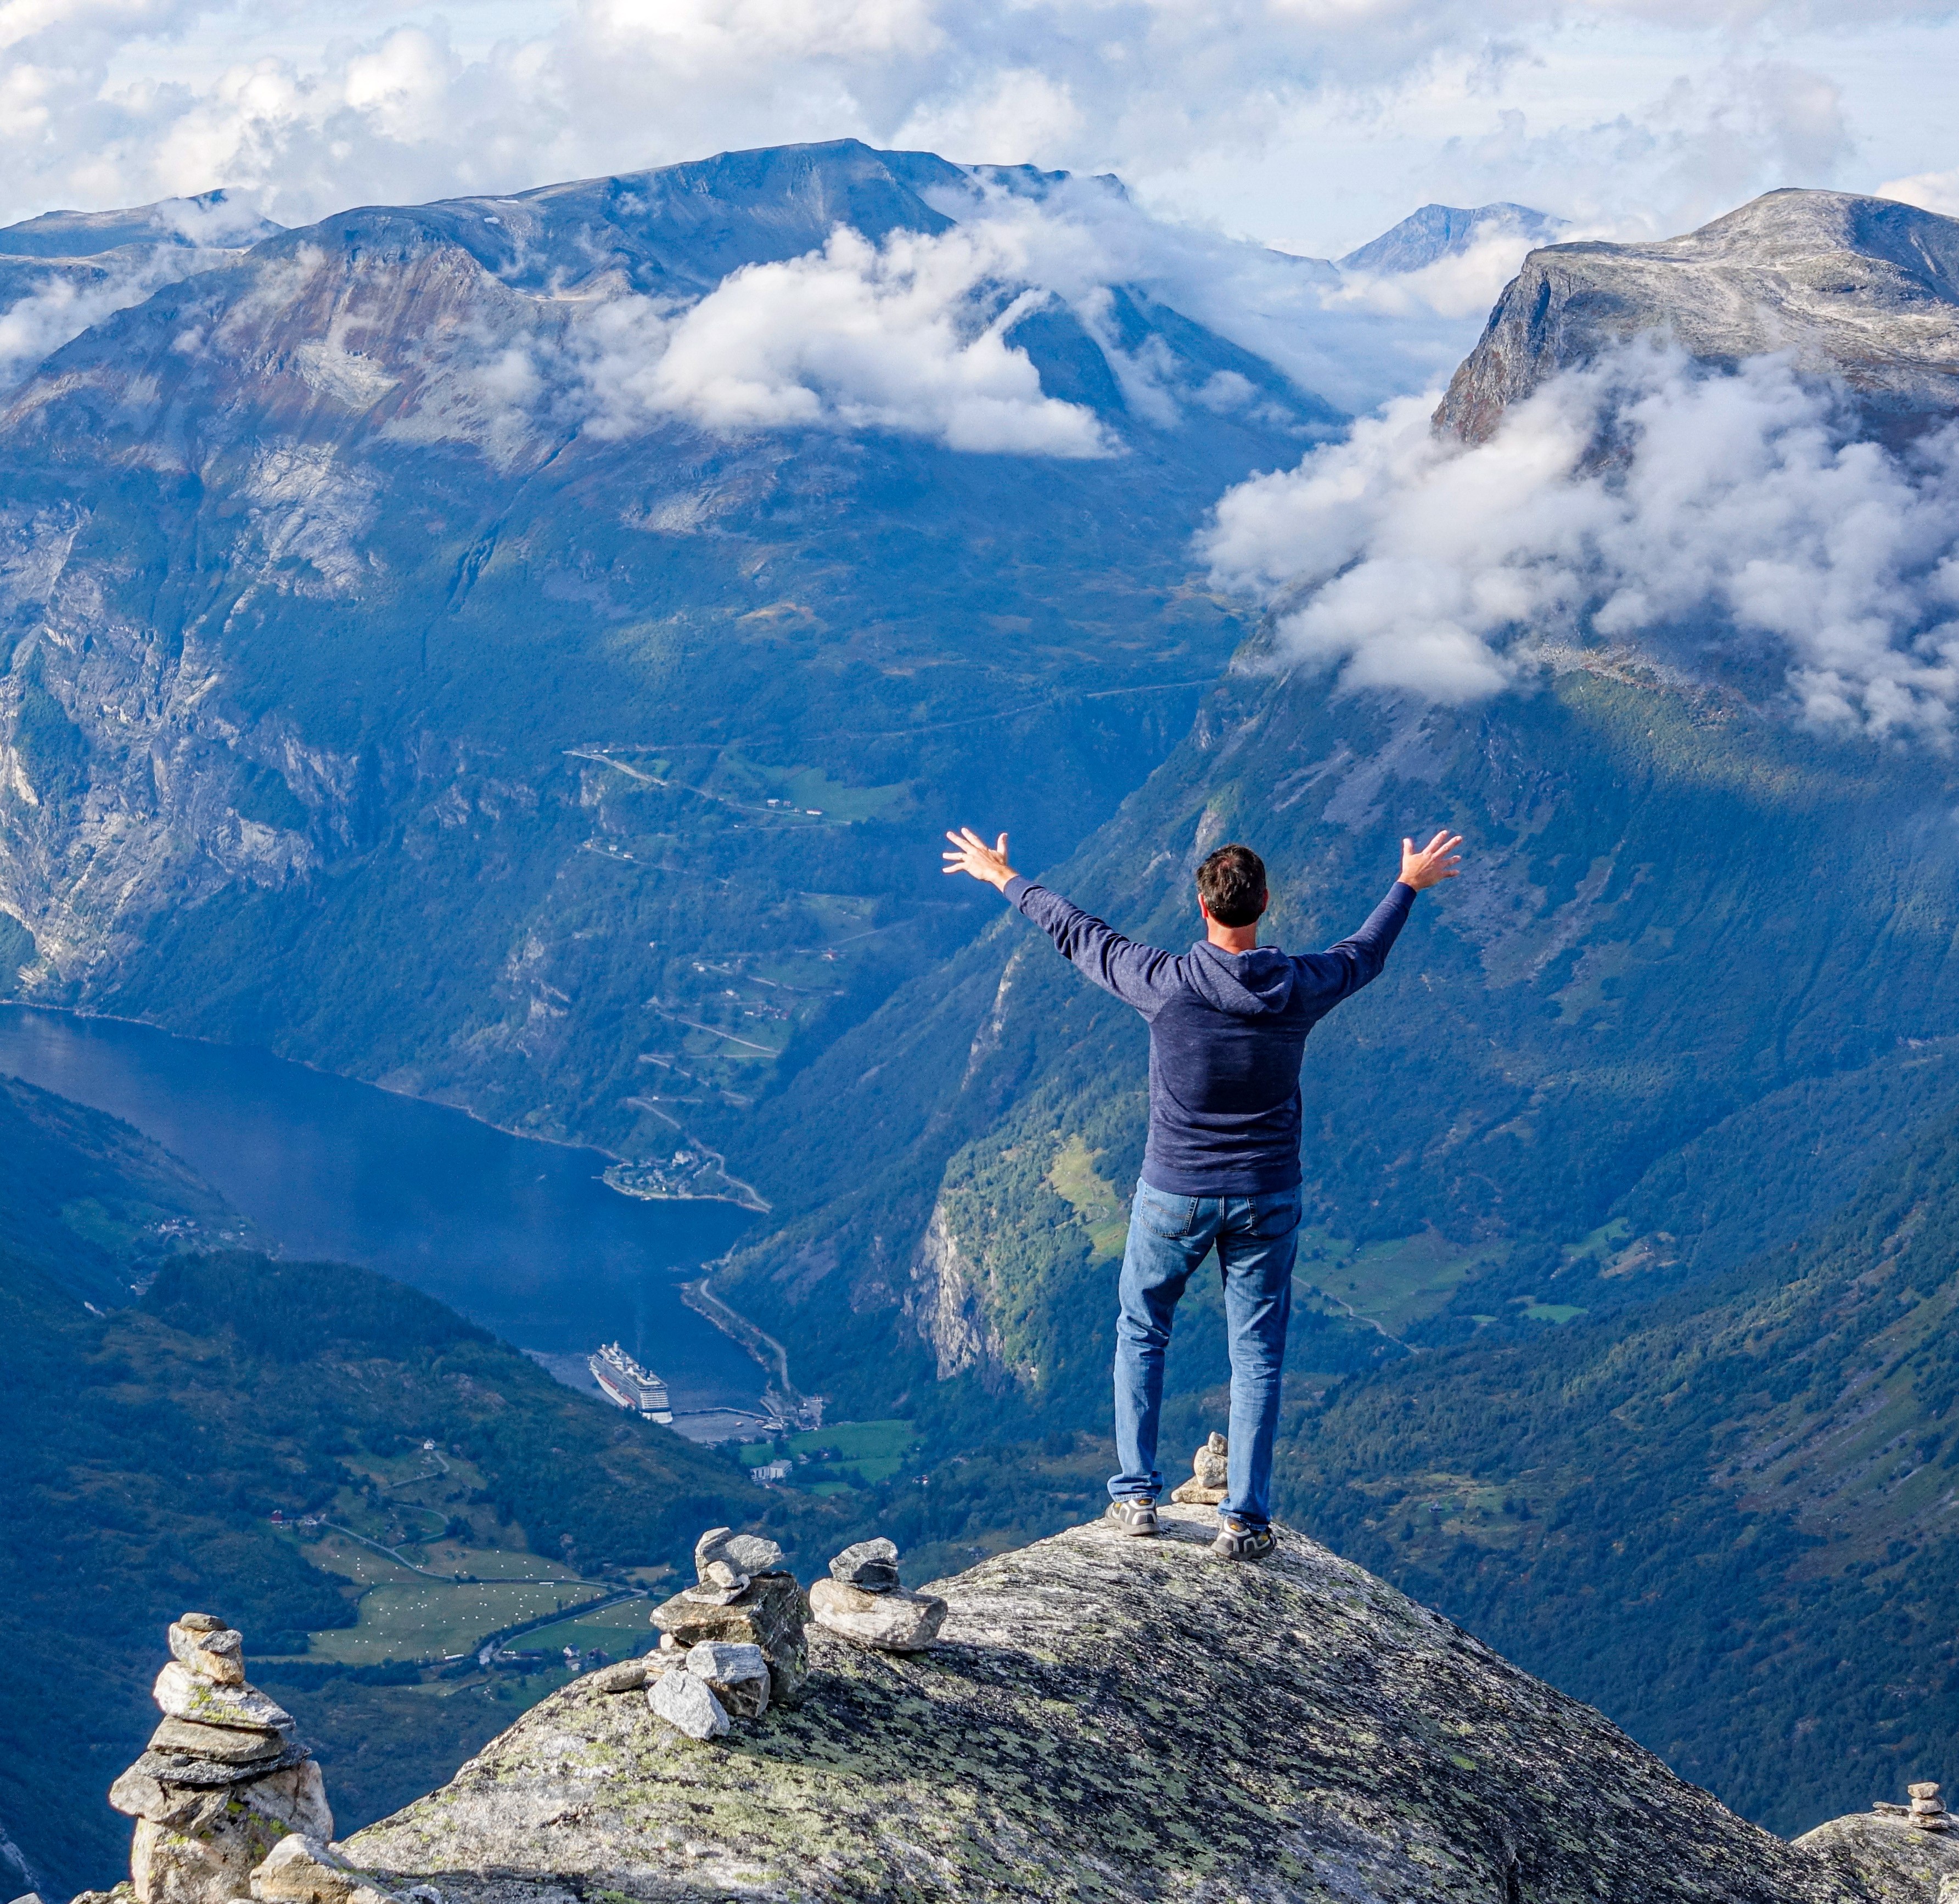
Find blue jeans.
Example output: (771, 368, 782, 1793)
(1109, 1180, 1303, 1529)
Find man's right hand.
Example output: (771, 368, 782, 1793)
(1400, 829, 1464, 891)
(943, 827, 1018, 891)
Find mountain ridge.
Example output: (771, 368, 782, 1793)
(1435, 188, 1959, 441)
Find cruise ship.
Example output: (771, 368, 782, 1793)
(588, 1343, 673, 1422)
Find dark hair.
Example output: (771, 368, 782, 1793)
(1197, 843, 1267, 928)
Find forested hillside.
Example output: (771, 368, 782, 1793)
(0, 1080, 828, 1895)
(1279, 1101, 1959, 1835)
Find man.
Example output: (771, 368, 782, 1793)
(941, 825, 1462, 1561)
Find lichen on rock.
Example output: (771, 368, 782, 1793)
(344, 1507, 1886, 1901)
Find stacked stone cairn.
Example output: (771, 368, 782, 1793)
(1872, 1782, 1950, 1830)
(106, 1614, 329, 1903)
(94, 1615, 413, 1904)
(1169, 1433, 1228, 1506)
(620, 1529, 808, 1740)
(807, 1538, 946, 1652)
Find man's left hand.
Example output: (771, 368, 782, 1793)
(943, 827, 1018, 891)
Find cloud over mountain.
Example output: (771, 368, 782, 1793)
(1204, 345, 1959, 737)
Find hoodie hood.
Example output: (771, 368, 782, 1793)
(1187, 941, 1298, 1016)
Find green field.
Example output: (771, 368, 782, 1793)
(1298, 1228, 1507, 1340)
(739, 1418, 917, 1489)
(514, 1599, 657, 1657)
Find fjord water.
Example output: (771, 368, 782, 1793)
(0, 1005, 760, 1411)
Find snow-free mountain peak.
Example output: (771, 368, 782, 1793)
(1435, 187, 1959, 440)
(1338, 200, 1564, 274)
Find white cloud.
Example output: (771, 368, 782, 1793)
(0, 0, 1951, 259)
(1203, 345, 1959, 737)
(564, 221, 1114, 456)
(1880, 168, 1959, 219)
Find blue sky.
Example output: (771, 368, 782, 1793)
(7, 1, 1956, 249)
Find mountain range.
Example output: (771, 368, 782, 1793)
(6, 144, 1959, 1878)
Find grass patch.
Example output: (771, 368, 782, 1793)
(1048, 1135, 1127, 1262)
(1300, 1228, 1506, 1337)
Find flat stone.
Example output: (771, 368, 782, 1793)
(249, 1833, 403, 1904)
(1169, 1479, 1228, 1505)
(149, 1715, 287, 1763)
(169, 1621, 246, 1687)
(153, 1661, 293, 1732)
(586, 1659, 650, 1693)
(649, 1666, 729, 1740)
(176, 1612, 226, 1633)
(684, 1558, 749, 1604)
(126, 1742, 311, 1789)
(827, 1537, 900, 1592)
(686, 1641, 770, 1719)
(1913, 1784, 1944, 1799)
(650, 1570, 808, 1705)
(720, 1533, 784, 1576)
(808, 1578, 946, 1652)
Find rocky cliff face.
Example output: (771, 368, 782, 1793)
(339, 1507, 1940, 1902)
(1435, 189, 1959, 441)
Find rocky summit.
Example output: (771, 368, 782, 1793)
(341, 1507, 1944, 1903)
(1434, 187, 1959, 441)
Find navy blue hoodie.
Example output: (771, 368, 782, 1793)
(1002, 874, 1415, 1195)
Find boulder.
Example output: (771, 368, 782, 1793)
(152, 1664, 293, 1734)
(247, 1835, 401, 1904)
(807, 1577, 946, 1652)
(649, 1667, 729, 1740)
(168, 1623, 246, 1688)
(685, 1641, 770, 1719)
(650, 1570, 808, 1705)
(585, 1659, 650, 1693)
(149, 1717, 287, 1765)
(131, 1806, 287, 1904)
(110, 1756, 330, 1838)
(827, 1537, 900, 1592)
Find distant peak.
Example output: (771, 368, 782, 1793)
(1339, 201, 1566, 276)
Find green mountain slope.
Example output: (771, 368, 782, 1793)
(1278, 1099, 1959, 1836)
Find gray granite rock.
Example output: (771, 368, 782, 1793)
(826, 1537, 900, 1592)
(352, 1506, 1900, 1903)
(1434, 190, 1959, 445)
(585, 1659, 650, 1694)
(684, 1641, 769, 1719)
(167, 1621, 246, 1687)
(122, 1741, 311, 1789)
(148, 1715, 285, 1763)
(151, 1663, 293, 1733)
(110, 1757, 329, 1836)
(249, 1833, 403, 1904)
(649, 1569, 807, 1706)
(1795, 1811, 1959, 1899)
(807, 1578, 946, 1652)
(648, 1668, 728, 1741)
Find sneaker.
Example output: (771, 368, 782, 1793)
(1211, 1518, 1276, 1563)
(1105, 1498, 1160, 1537)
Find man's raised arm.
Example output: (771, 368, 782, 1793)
(942, 827, 1175, 1014)
(1296, 828, 1464, 1001)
